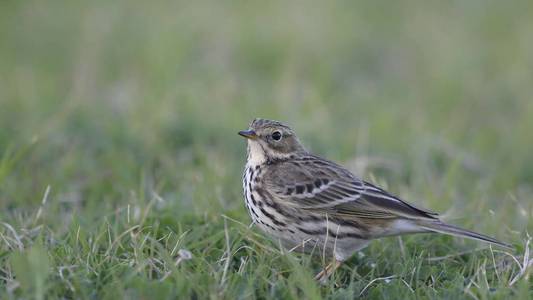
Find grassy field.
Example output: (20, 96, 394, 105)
(1, 0, 533, 299)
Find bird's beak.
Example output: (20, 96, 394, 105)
(238, 129, 258, 139)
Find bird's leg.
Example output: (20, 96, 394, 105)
(314, 260, 342, 283)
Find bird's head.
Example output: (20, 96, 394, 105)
(238, 118, 306, 165)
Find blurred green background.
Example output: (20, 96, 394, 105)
(1, 0, 532, 298)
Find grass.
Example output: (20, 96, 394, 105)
(1, 0, 533, 299)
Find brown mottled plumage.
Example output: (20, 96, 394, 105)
(239, 118, 511, 282)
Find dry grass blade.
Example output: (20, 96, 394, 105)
(508, 236, 532, 286)
(359, 275, 397, 296)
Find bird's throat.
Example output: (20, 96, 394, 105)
(246, 140, 268, 166)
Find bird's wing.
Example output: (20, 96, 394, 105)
(264, 156, 438, 220)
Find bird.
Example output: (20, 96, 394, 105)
(238, 118, 511, 282)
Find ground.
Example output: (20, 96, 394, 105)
(0, 1, 532, 299)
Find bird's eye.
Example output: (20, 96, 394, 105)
(271, 131, 282, 141)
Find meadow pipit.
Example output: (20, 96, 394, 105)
(239, 118, 511, 282)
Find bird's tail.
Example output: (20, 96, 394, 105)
(418, 221, 513, 249)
